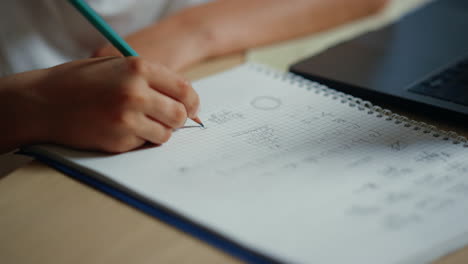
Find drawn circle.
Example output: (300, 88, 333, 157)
(250, 96, 282, 110)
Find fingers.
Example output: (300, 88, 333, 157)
(101, 112, 173, 152)
(143, 90, 188, 129)
(134, 113, 173, 145)
(148, 67, 200, 119)
(125, 58, 200, 119)
(100, 112, 172, 152)
(96, 58, 199, 151)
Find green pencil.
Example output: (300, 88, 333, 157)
(68, 0, 138, 57)
(68, 0, 204, 127)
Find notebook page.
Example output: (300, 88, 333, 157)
(29, 64, 468, 263)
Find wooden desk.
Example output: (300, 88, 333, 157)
(1, 53, 467, 264)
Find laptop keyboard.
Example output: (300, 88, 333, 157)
(409, 57, 468, 106)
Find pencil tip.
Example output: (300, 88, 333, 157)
(193, 117, 204, 128)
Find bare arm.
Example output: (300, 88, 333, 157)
(174, 0, 388, 57)
(95, 0, 388, 70)
(0, 58, 200, 154)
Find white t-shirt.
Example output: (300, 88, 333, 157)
(0, 0, 209, 77)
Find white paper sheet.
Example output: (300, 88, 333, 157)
(28, 64, 468, 263)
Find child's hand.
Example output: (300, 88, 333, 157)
(1, 57, 200, 153)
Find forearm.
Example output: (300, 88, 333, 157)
(0, 71, 45, 153)
(164, 0, 388, 58)
(96, 0, 388, 71)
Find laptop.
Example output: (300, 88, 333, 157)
(290, 0, 468, 120)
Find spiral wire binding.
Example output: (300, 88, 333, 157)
(247, 63, 468, 148)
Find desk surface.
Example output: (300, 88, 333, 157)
(2, 0, 468, 260)
(1, 53, 468, 264)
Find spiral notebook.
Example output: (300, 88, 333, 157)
(24, 64, 468, 263)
